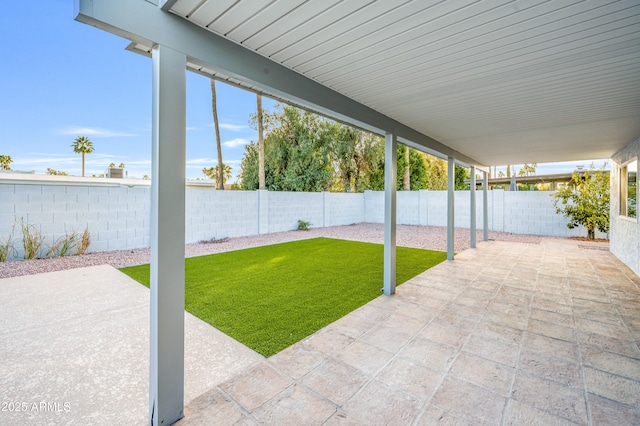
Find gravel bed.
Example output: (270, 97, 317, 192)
(0, 223, 543, 279)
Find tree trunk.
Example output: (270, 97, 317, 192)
(257, 94, 265, 190)
(81, 152, 85, 177)
(403, 147, 410, 190)
(211, 80, 224, 190)
(587, 227, 595, 240)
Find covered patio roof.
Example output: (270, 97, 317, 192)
(84, 0, 640, 166)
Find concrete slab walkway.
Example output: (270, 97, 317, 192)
(1, 239, 639, 425)
(0, 265, 263, 425)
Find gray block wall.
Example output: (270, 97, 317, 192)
(0, 179, 606, 261)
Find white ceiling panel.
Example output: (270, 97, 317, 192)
(257, 0, 375, 58)
(169, 0, 640, 166)
(331, 1, 629, 92)
(225, 0, 307, 42)
(272, 0, 410, 64)
(241, 0, 343, 50)
(188, 0, 238, 28)
(211, 0, 273, 36)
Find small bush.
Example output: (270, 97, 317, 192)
(77, 227, 91, 255)
(297, 220, 311, 231)
(47, 230, 80, 258)
(20, 219, 45, 260)
(0, 227, 16, 262)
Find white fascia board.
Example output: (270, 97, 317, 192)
(74, 0, 485, 169)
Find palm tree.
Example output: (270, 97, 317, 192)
(203, 164, 232, 186)
(71, 136, 94, 177)
(257, 94, 265, 190)
(0, 155, 12, 170)
(211, 80, 224, 190)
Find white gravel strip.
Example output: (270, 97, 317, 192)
(0, 223, 543, 279)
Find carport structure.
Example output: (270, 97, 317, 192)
(74, 1, 640, 424)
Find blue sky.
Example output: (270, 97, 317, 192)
(0, 2, 606, 181)
(0, 1, 277, 181)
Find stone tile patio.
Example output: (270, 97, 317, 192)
(178, 239, 640, 425)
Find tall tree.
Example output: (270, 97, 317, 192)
(328, 123, 360, 192)
(257, 94, 266, 190)
(0, 154, 12, 170)
(408, 149, 428, 189)
(240, 105, 332, 192)
(71, 136, 94, 177)
(423, 153, 448, 190)
(396, 146, 427, 190)
(211, 80, 224, 190)
(552, 166, 609, 240)
(239, 142, 260, 190)
(455, 165, 470, 190)
(330, 130, 385, 192)
(403, 145, 410, 190)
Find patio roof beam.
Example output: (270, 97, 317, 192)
(383, 132, 397, 296)
(73, 0, 486, 170)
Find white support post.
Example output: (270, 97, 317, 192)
(470, 166, 477, 249)
(483, 171, 489, 241)
(447, 157, 455, 261)
(150, 44, 186, 426)
(384, 132, 397, 296)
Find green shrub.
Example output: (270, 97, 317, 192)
(297, 220, 311, 231)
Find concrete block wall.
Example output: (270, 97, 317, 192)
(0, 176, 610, 261)
(503, 192, 561, 236)
(365, 190, 486, 229)
(363, 190, 384, 223)
(502, 191, 607, 238)
(425, 191, 446, 227)
(397, 192, 421, 225)
(267, 191, 324, 233)
(186, 188, 258, 242)
(1, 183, 151, 258)
(490, 190, 505, 232)
(325, 192, 365, 226)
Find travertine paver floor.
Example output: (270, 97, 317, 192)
(178, 239, 640, 425)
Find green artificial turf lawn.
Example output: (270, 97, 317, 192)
(121, 237, 446, 357)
